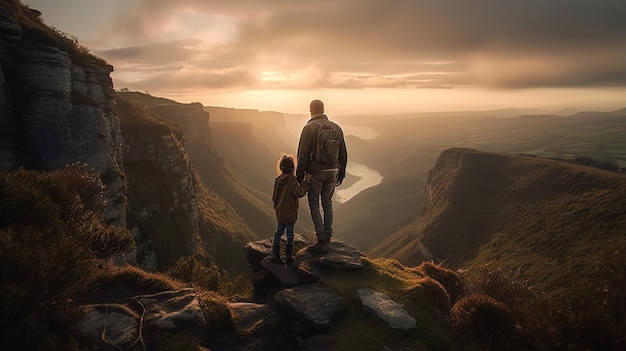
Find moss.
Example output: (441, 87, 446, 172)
(321, 258, 455, 351)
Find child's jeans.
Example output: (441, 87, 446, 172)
(274, 222, 295, 244)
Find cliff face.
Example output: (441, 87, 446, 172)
(0, 2, 125, 226)
(116, 96, 199, 270)
(116, 95, 258, 273)
(120, 92, 274, 241)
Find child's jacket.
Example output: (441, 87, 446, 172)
(272, 173, 308, 223)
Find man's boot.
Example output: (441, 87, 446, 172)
(271, 239, 283, 263)
(285, 242, 294, 263)
(307, 237, 329, 254)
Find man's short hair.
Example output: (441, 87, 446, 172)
(310, 99, 324, 114)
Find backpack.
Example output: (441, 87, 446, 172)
(312, 119, 342, 164)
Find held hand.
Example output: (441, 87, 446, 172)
(336, 177, 343, 186)
(304, 173, 312, 183)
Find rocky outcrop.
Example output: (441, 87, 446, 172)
(244, 235, 364, 294)
(0, 3, 125, 226)
(75, 289, 205, 349)
(239, 237, 419, 349)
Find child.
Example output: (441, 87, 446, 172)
(271, 154, 311, 263)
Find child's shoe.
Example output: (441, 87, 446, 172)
(271, 238, 283, 263)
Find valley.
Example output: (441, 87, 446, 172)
(2, 1, 625, 349)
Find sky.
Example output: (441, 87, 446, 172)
(22, 0, 626, 115)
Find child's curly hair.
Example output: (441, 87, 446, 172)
(277, 154, 296, 175)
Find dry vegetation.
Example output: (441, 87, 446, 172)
(0, 166, 239, 350)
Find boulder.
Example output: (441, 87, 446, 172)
(75, 304, 138, 347)
(75, 289, 205, 347)
(260, 256, 300, 287)
(296, 239, 364, 273)
(357, 288, 417, 331)
(273, 284, 344, 328)
(137, 289, 205, 330)
(228, 302, 272, 334)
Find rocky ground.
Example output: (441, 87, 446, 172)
(74, 235, 431, 350)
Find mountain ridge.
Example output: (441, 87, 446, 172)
(372, 148, 626, 294)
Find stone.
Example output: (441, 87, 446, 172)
(228, 302, 272, 334)
(137, 289, 206, 330)
(357, 288, 417, 331)
(259, 256, 299, 287)
(245, 237, 363, 296)
(244, 234, 312, 265)
(75, 304, 138, 346)
(0, 5, 22, 46)
(297, 239, 363, 270)
(273, 284, 344, 328)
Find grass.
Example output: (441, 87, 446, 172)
(320, 258, 455, 351)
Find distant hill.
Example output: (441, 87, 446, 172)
(333, 176, 426, 252)
(338, 109, 626, 257)
(372, 148, 626, 294)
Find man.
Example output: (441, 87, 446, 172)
(296, 99, 347, 253)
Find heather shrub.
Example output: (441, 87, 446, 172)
(522, 257, 626, 351)
(0, 166, 134, 349)
(166, 255, 223, 291)
(451, 294, 517, 350)
(405, 277, 451, 315)
(417, 261, 465, 303)
(462, 265, 532, 317)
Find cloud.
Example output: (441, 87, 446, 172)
(97, 0, 626, 92)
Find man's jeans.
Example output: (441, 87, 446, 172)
(307, 170, 338, 239)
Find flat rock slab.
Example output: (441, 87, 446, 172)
(247, 238, 363, 289)
(357, 288, 416, 331)
(317, 240, 364, 269)
(273, 284, 344, 328)
(75, 289, 205, 347)
(136, 289, 205, 330)
(260, 256, 300, 287)
(76, 304, 138, 346)
(245, 234, 312, 265)
(296, 240, 363, 274)
(228, 302, 272, 334)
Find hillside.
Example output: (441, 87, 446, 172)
(116, 95, 258, 274)
(119, 91, 277, 240)
(373, 148, 626, 294)
(333, 176, 426, 252)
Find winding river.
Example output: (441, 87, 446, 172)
(335, 162, 383, 203)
